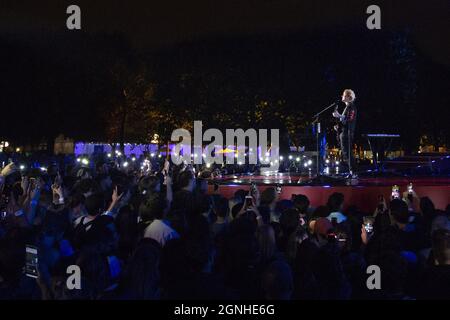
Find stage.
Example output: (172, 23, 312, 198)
(207, 172, 450, 214)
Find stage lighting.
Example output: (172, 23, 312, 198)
(296, 157, 300, 162)
(206, 163, 211, 168)
(81, 158, 89, 165)
(20, 165, 25, 170)
(336, 161, 340, 165)
(288, 155, 293, 160)
(40, 167, 47, 172)
(158, 154, 162, 158)
(279, 156, 284, 161)
(150, 153, 155, 158)
(325, 159, 330, 164)
(202, 153, 206, 158)
(107, 153, 112, 158)
(132, 157, 136, 161)
(304, 162, 308, 167)
(308, 159, 313, 165)
(123, 161, 129, 168)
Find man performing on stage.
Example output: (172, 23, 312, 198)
(332, 89, 357, 174)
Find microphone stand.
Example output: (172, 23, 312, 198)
(348, 126, 352, 176)
(312, 102, 337, 177)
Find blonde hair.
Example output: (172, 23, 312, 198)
(343, 89, 356, 101)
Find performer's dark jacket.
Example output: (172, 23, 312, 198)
(342, 102, 357, 135)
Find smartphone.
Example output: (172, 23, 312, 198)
(276, 184, 282, 194)
(245, 195, 253, 207)
(363, 216, 375, 234)
(391, 185, 400, 200)
(407, 183, 413, 194)
(25, 245, 39, 278)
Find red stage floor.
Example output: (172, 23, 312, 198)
(207, 173, 450, 213)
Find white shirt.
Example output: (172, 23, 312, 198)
(143, 219, 179, 247)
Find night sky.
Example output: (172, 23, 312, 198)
(0, 0, 449, 150)
(1, 0, 449, 64)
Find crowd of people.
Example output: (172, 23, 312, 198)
(0, 154, 449, 300)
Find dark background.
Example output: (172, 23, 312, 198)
(0, 0, 449, 152)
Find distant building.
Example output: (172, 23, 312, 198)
(54, 134, 75, 155)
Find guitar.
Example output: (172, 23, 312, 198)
(332, 105, 343, 140)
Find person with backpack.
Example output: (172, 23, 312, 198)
(72, 193, 106, 249)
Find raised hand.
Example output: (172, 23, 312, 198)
(1, 163, 17, 177)
(111, 186, 124, 205)
(21, 176, 29, 193)
(107, 186, 125, 214)
(30, 181, 41, 201)
(361, 224, 373, 245)
(51, 181, 64, 204)
(163, 159, 170, 174)
(55, 171, 63, 186)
